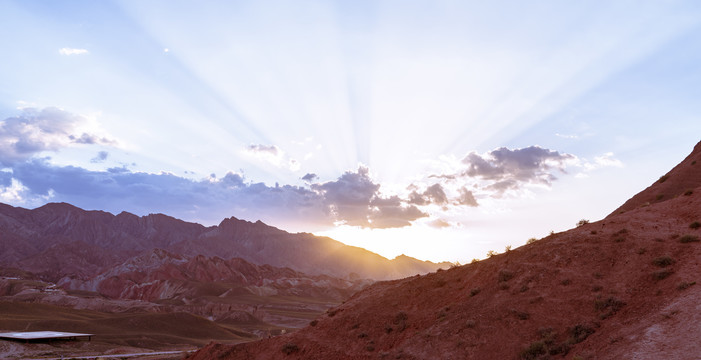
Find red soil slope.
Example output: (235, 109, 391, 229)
(189, 141, 701, 360)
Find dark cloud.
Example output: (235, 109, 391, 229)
(0, 107, 116, 166)
(7, 159, 328, 228)
(90, 151, 109, 163)
(4, 161, 427, 230)
(247, 144, 279, 156)
(408, 183, 448, 206)
(311, 167, 427, 228)
(301, 173, 318, 182)
(461, 146, 573, 185)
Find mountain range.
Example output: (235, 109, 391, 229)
(0, 203, 449, 282)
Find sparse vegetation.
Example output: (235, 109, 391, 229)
(505, 245, 512, 252)
(692, 160, 697, 165)
(309, 319, 318, 326)
(656, 194, 664, 201)
(560, 279, 571, 286)
(652, 256, 675, 267)
(690, 221, 700, 229)
(498, 269, 515, 282)
(465, 319, 476, 328)
(591, 285, 602, 292)
(281, 343, 299, 355)
(678, 281, 696, 290)
(394, 311, 408, 332)
(679, 234, 700, 243)
(637, 247, 647, 255)
(614, 228, 629, 235)
(568, 323, 595, 344)
(486, 250, 498, 258)
(471, 258, 480, 264)
(658, 174, 670, 183)
(470, 287, 481, 297)
(526, 237, 539, 244)
(684, 189, 694, 196)
(652, 270, 673, 281)
(511, 309, 530, 320)
(520, 341, 546, 360)
(613, 237, 625, 243)
(576, 219, 590, 227)
(595, 296, 625, 319)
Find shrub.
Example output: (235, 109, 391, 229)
(679, 235, 700, 243)
(684, 190, 694, 196)
(394, 311, 408, 332)
(560, 279, 571, 286)
(465, 319, 476, 328)
(678, 281, 696, 290)
(595, 296, 625, 319)
(486, 250, 498, 258)
(281, 343, 299, 355)
(569, 324, 595, 344)
(470, 287, 481, 297)
(656, 194, 664, 201)
(505, 245, 512, 252)
(652, 270, 673, 281)
(498, 269, 515, 282)
(309, 319, 318, 326)
(613, 237, 625, 243)
(576, 219, 590, 227)
(690, 221, 701, 229)
(652, 256, 675, 267)
(526, 237, 538, 245)
(637, 247, 647, 255)
(470, 258, 480, 264)
(520, 341, 546, 360)
(658, 175, 669, 183)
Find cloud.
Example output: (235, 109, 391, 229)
(90, 151, 109, 163)
(456, 146, 576, 196)
(59, 48, 89, 56)
(408, 183, 448, 206)
(311, 167, 427, 229)
(427, 218, 452, 228)
(3, 161, 427, 230)
(247, 144, 279, 156)
(456, 187, 478, 206)
(0, 107, 117, 166)
(245, 144, 300, 171)
(301, 173, 318, 182)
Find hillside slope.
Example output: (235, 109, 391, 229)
(189, 141, 701, 360)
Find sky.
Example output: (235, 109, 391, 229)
(1, 1, 700, 263)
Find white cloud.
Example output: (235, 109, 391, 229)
(0, 107, 117, 166)
(244, 144, 301, 172)
(59, 48, 89, 56)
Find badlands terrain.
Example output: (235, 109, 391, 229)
(189, 142, 701, 359)
(0, 199, 447, 358)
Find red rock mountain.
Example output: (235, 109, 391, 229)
(189, 141, 701, 359)
(0, 204, 449, 281)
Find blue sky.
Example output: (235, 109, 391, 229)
(1, 1, 700, 262)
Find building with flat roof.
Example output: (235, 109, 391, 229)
(0, 331, 93, 342)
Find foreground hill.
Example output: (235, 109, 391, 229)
(0, 204, 449, 281)
(189, 142, 701, 359)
